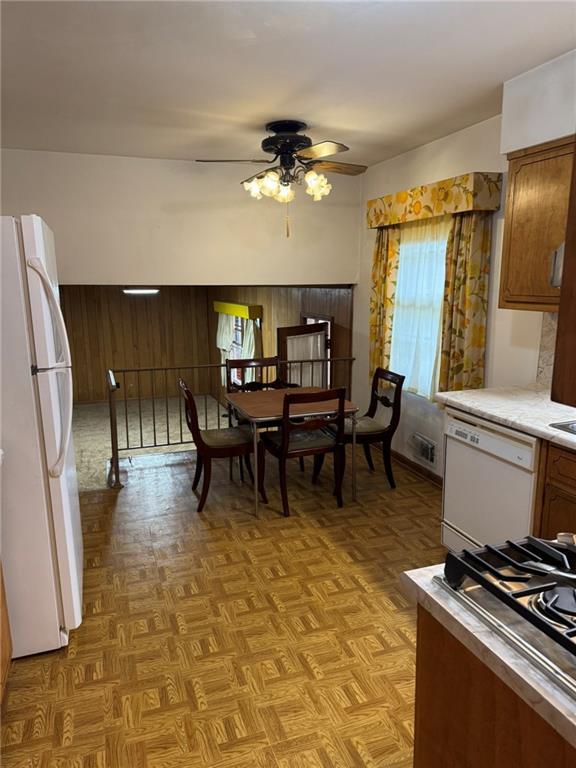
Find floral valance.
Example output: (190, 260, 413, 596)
(366, 172, 502, 229)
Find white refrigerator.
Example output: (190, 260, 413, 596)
(1, 214, 83, 657)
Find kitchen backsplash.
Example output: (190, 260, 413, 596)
(536, 313, 558, 387)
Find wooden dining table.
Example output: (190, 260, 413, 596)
(224, 387, 359, 515)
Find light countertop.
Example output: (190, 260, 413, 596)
(401, 564, 576, 748)
(435, 385, 576, 450)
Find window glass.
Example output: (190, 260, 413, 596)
(389, 216, 451, 398)
(229, 317, 244, 384)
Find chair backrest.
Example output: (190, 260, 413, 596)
(178, 378, 207, 450)
(281, 388, 346, 453)
(226, 356, 296, 393)
(366, 368, 404, 434)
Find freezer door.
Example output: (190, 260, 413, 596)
(37, 368, 83, 629)
(21, 215, 71, 369)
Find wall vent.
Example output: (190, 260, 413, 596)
(410, 432, 436, 465)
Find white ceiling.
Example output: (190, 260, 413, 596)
(2, 1, 575, 166)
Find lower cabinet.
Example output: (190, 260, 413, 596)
(541, 484, 576, 539)
(413, 606, 576, 767)
(537, 444, 576, 539)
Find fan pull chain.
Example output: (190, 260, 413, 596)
(285, 202, 290, 238)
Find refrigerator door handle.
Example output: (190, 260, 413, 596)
(26, 257, 72, 366)
(49, 367, 73, 479)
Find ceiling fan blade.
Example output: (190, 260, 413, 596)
(296, 141, 349, 160)
(240, 167, 280, 185)
(311, 160, 367, 176)
(195, 159, 273, 164)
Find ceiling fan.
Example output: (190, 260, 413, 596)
(196, 119, 367, 203)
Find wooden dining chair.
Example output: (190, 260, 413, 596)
(179, 379, 267, 511)
(313, 368, 404, 489)
(226, 356, 304, 474)
(225, 356, 291, 393)
(259, 388, 346, 517)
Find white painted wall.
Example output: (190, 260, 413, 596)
(501, 49, 576, 153)
(1, 149, 362, 285)
(1, 115, 553, 480)
(353, 115, 543, 476)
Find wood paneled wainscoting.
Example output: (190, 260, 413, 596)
(207, 286, 354, 395)
(60, 286, 211, 403)
(207, 286, 353, 363)
(60, 285, 354, 405)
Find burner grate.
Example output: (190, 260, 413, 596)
(445, 536, 576, 656)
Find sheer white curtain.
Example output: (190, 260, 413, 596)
(216, 313, 235, 385)
(389, 216, 452, 398)
(241, 319, 256, 382)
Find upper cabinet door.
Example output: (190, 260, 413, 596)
(499, 136, 574, 312)
(552, 141, 576, 407)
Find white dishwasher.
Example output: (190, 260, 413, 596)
(442, 408, 540, 552)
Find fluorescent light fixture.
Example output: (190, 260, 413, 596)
(122, 288, 160, 295)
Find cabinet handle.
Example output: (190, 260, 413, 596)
(549, 243, 565, 288)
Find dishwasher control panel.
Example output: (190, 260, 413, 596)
(449, 423, 481, 445)
(445, 414, 537, 471)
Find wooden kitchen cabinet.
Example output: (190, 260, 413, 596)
(413, 606, 576, 767)
(537, 444, 576, 539)
(499, 136, 574, 312)
(541, 486, 576, 539)
(552, 138, 576, 406)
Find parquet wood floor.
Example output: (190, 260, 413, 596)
(1, 452, 444, 768)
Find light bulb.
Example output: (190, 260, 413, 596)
(274, 184, 295, 203)
(243, 178, 263, 199)
(260, 171, 280, 197)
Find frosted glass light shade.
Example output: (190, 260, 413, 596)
(274, 184, 295, 203)
(305, 170, 331, 200)
(260, 171, 280, 197)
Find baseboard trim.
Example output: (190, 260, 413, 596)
(392, 450, 443, 487)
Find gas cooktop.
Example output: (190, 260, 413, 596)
(444, 535, 576, 656)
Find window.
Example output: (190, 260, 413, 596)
(229, 316, 244, 384)
(302, 313, 332, 386)
(389, 216, 452, 398)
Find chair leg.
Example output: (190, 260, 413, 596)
(279, 459, 290, 517)
(229, 456, 233, 481)
(312, 454, 325, 484)
(239, 455, 245, 483)
(197, 458, 212, 511)
(334, 449, 344, 508)
(382, 441, 396, 489)
(363, 443, 375, 472)
(257, 444, 268, 504)
(299, 456, 305, 472)
(244, 453, 254, 484)
(192, 453, 203, 491)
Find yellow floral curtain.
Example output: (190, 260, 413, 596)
(439, 212, 492, 391)
(367, 172, 502, 228)
(369, 226, 400, 374)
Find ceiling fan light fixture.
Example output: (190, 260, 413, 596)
(233, 121, 365, 211)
